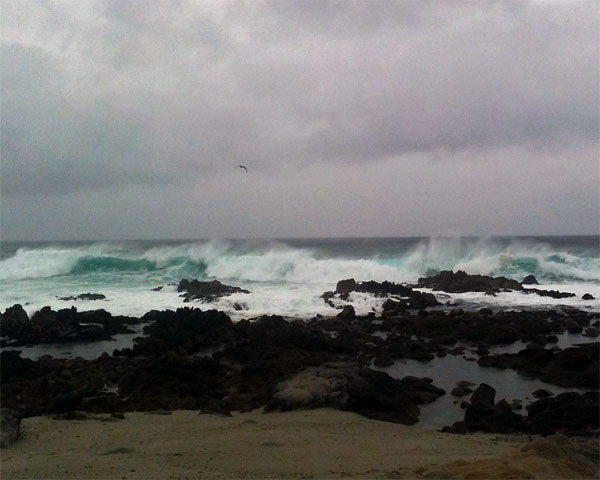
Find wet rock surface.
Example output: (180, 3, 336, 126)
(478, 342, 599, 388)
(1, 305, 141, 345)
(1, 285, 598, 435)
(177, 279, 250, 303)
(58, 293, 106, 301)
(417, 270, 522, 294)
(264, 363, 422, 424)
(322, 278, 440, 311)
(442, 384, 599, 436)
(416, 270, 576, 299)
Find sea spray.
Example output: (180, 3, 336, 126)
(1, 236, 598, 318)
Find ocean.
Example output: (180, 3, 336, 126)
(2, 235, 598, 429)
(1, 236, 598, 320)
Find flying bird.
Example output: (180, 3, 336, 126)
(239, 165, 248, 172)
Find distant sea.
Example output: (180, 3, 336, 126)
(1, 236, 598, 319)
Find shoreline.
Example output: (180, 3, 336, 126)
(2, 408, 598, 479)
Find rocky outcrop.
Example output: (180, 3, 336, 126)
(523, 288, 576, 299)
(478, 342, 599, 388)
(417, 270, 576, 299)
(177, 279, 250, 303)
(0, 304, 30, 338)
(417, 270, 522, 294)
(526, 391, 599, 435)
(58, 293, 106, 301)
(522, 275, 539, 285)
(1, 305, 140, 345)
(322, 278, 440, 312)
(134, 308, 235, 354)
(264, 363, 422, 424)
(442, 384, 527, 434)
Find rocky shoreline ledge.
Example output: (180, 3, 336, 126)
(1, 272, 598, 449)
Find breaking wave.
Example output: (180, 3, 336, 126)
(0, 237, 598, 286)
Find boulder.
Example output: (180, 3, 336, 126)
(532, 389, 553, 399)
(417, 270, 522, 294)
(264, 363, 421, 424)
(469, 383, 496, 409)
(0, 304, 30, 337)
(582, 293, 595, 300)
(522, 275, 539, 285)
(337, 305, 356, 320)
(526, 391, 599, 435)
(58, 293, 106, 301)
(399, 376, 445, 404)
(177, 279, 250, 303)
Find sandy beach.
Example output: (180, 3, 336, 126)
(2, 408, 598, 479)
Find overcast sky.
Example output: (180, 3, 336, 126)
(1, 0, 598, 241)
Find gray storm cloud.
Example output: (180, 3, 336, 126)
(1, 0, 598, 240)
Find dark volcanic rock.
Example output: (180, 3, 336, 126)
(264, 363, 421, 424)
(417, 270, 522, 294)
(323, 278, 440, 311)
(58, 293, 106, 301)
(0, 304, 30, 338)
(478, 342, 599, 388)
(47, 391, 82, 414)
(526, 391, 599, 435)
(337, 305, 356, 320)
(522, 275, 539, 285)
(399, 376, 445, 404)
(417, 271, 575, 299)
(524, 288, 576, 299)
(451, 386, 473, 397)
(469, 383, 496, 409)
(532, 389, 553, 399)
(177, 279, 250, 303)
(1, 305, 139, 345)
(583, 327, 599, 338)
(136, 308, 235, 354)
(582, 293, 595, 300)
(443, 383, 527, 434)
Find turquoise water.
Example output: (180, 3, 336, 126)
(1, 236, 598, 318)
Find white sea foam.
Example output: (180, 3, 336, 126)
(1, 237, 598, 318)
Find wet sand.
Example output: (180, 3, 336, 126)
(2, 408, 597, 479)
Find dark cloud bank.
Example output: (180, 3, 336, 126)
(1, 1, 598, 240)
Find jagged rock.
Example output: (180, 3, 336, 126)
(532, 389, 553, 399)
(323, 279, 440, 312)
(136, 308, 235, 354)
(469, 383, 496, 410)
(177, 279, 249, 303)
(582, 327, 599, 338)
(451, 386, 473, 397)
(399, 376, 445, 404)
(47, 391, 82, 414)
(58, 293, 106, 301)
(526, 391, 599, 435)
(1, 305, 139, 345)
(478, 343, 599, 388)
(0, 304, 30, 337)
(417, 270, 522, 294)
(522, 275, 539, 285)
(524, 288, 576, 299)
(337, 305, 356, 320)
